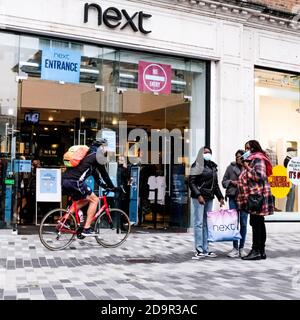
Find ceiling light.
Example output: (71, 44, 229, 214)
(171, 80, 187, 86)
(80, 68, 99, 74)
(81, 116, 85, 123)
(44, 127, 49, 131)
(120, 73, 135, 79)
(19, 61, 39, 67)
(48, 116, 53, 121)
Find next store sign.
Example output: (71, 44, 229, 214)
(41, 49, 81, 84)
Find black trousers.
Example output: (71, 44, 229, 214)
(249, 214, 266, 252)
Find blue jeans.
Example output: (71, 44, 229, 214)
(192, 198, 213, 254)
(228, 197, 248, 250)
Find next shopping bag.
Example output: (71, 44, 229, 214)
(207, 208, 241, 242)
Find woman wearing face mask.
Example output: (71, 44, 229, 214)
(222, 150, 248, 258)
(237, 140, 274, 260)
(189, 146, 225, 259)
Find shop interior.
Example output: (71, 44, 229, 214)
(255, 68, 300, 217)
(0, 34, 206, 230)
(16, 76, 191, 229)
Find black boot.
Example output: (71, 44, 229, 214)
(260, 248, 267, 260)
(242, 249, 261, 260)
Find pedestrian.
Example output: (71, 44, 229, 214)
(222, 149, 248, 258)
(237, 140, 274, 260)
(189, 146, 225, 259)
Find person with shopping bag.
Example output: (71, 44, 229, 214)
(237, 140, 274, 261)
(222, 149, 248, 258)
(189, 146, 225, 259)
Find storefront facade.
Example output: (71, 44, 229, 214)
(1, 0, 300, 229)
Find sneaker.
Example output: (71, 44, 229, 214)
(239, 248, 247, 258)
(227, 248, 239, 258)
(81, 227, 97, 237)
(192, 252, 206, 260)
(205, 252, 217, 258)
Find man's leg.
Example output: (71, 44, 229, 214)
(84, 193, 99, 229)
(69, 199, 89, 214)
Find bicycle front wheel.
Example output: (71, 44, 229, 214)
(95, 208, 131, 248)
(39, 208, 77, 251)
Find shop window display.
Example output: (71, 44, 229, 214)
(255, 68, 300, 220)
(0, 31, 207, 228)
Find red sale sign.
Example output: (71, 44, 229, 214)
(138, 61, 172, 94)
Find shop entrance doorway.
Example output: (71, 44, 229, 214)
(119, 90, 190, 230)
(16, 78, 103, 225)
(16, 77, 191, 230)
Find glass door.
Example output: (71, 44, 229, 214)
(0, 32, 19, 228)
(17, 78, 103, 224)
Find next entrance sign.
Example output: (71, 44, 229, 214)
(41, 48, 81, 84)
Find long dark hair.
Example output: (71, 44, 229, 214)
(245, 140, 266, 155)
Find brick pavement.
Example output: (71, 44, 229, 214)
(0, 229, 300, 300)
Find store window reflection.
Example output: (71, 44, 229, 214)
(255, 68, 300, 219)
(0, 32, 19, 227)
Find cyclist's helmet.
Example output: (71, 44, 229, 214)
(93, 137, 108, 147)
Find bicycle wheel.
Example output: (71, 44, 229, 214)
(95, 208, 131, 248)
(39, 208, 77, 251)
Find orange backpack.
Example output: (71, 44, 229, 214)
(63, 145, 89, 168)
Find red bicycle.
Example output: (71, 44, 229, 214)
(39, 189, 131, 251)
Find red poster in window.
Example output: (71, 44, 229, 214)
(138, 61, 171, 94)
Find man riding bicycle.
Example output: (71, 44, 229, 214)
(62, 138, 116, 237)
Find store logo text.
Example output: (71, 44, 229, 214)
(84, 3, 152, 34)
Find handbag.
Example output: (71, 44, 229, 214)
(207, 209, 241, 242)
(247, 194, 264, 213)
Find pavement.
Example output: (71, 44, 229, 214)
(0, 226, 300, 301)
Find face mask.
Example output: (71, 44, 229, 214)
(203, 153, 212, 161)
(242, 150, 251, 160)
(96, 146, 108, 165)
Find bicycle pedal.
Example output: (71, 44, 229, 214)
(77, 233, 86, 240)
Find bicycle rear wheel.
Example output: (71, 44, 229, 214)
(39, 208, 77, 251)
(95, 208, 131, 248)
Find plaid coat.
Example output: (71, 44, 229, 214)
(236, 158, 274, 216)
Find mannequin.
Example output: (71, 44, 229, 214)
(284, 147, 297, 212)
(265, 140, 278, 167)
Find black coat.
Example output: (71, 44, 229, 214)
(188, 160, 224, 201)
(222, 162, 242, 198)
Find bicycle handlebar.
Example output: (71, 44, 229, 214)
(102, 187, 125, 196)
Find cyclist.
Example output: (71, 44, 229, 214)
(62, 138, 116, 237)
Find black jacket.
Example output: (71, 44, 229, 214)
(188, 160, 224, 201)
(222, 162, 242, 198)
(62, 152, 114, 188)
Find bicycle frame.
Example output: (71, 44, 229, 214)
(57, 195, 112, 234)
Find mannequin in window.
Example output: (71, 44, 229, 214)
(265, 140, 278, 167)
(284, 147, 297, 212)
(148, 168, 166, 205)
(147, 166, 166, 227)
